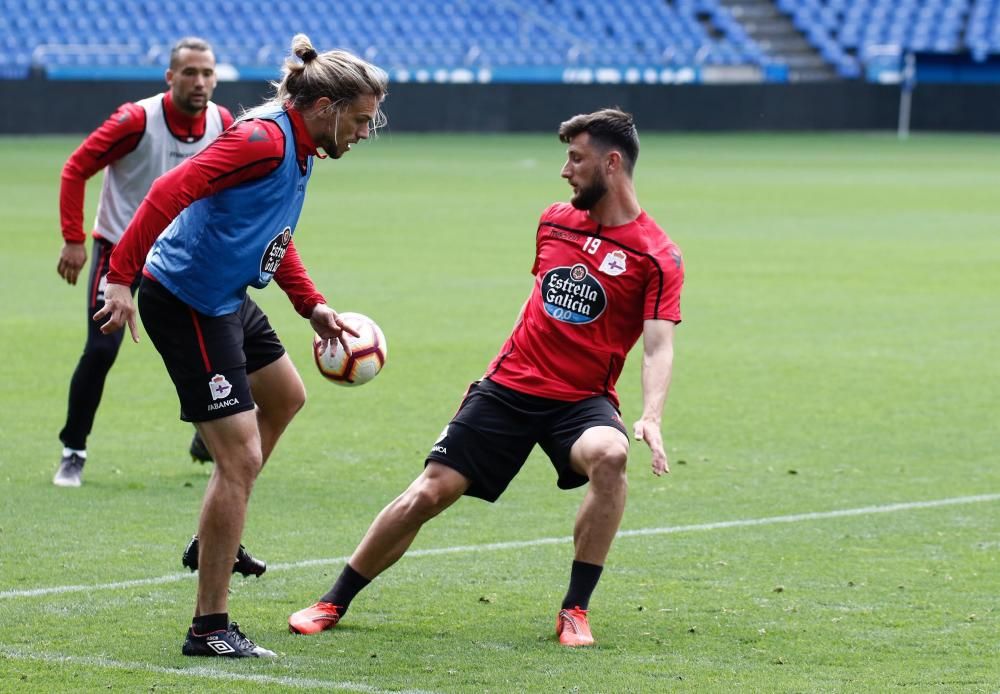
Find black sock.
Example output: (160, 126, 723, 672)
(192, 612, 229, 634)
(319, 564, 372, 611)
(561, 560, 603, 610)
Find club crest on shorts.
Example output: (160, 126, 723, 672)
(599, 250, 627, 276)
(430, 425, 450, 455)
(209, 374, 233, 401)
(435, 425, 449, 444)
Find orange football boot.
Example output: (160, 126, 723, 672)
(288, 602, 343, 635)
(556, 606, 595, 647)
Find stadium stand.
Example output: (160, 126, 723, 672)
(776, 0, 1000, 79)
(1, 0, 998, 83)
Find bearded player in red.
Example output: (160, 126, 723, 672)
(289, 108, 684, 647)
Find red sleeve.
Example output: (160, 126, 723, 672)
(106, 119, 286, 286)
(218, 105, 235, 130)
(59, 102, 146, 243)
(645, 243, 684, 323)
(531, 204, 558, 276)
(274, 239, 326, 317)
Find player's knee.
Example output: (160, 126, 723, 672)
(586, 441, 628, 489)
(81, 336, 121, 370)
(287, 380, 307, 417)
(263, 379, 306, 427)
(214, 441, 264, 483)
(401, 480, 457, 522)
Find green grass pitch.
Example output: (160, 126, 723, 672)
(0, 131, 998, 692)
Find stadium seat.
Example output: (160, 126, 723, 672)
(776, 0, 999, 77)
(4, 0, 1000, 82)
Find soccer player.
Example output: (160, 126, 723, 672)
(289, 108, 684, 647)
(94, 35, 388, 658)
(54, 37, 233, 488)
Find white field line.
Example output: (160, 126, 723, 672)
(2, 492, 998, 601)
(0, 646, 437, 693)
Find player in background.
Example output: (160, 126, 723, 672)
(289, 108, 684, 648)
(55, 37, 233, 488)
(95, 34, 388, 659)
(54, 35, 264, 586)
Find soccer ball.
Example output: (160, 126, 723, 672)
(312, 312, 387, 386)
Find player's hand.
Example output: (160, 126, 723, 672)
(57, 242, 87, 285)
(633, 416, 669, 476)
(93, 283, 139, 342)
(310, 304, 360, 356)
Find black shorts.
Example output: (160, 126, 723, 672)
(137, 277, 286, 423)
(426, 379, 629, 503)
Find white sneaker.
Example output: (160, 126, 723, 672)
(53, 452, 85, 487)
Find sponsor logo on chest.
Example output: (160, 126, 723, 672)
(541, 263, 607, 324)
(261, 226, 293, 276)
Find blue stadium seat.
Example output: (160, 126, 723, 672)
(777, 0, 999, 75)
(5, 0, 998, 82)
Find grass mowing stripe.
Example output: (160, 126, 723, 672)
(0, 645, 440, 693)
(2, 492, 997, 600)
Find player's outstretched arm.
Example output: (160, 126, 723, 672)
(633, 319, 676, 476)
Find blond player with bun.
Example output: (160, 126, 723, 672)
(95, 35, 387, 658)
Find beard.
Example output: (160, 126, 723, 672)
(322, 142, 343, 159)
(570, 176, 608, 211)
(175, 91, 207, 115)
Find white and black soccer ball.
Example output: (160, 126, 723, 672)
(312, 312, 387, 386)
